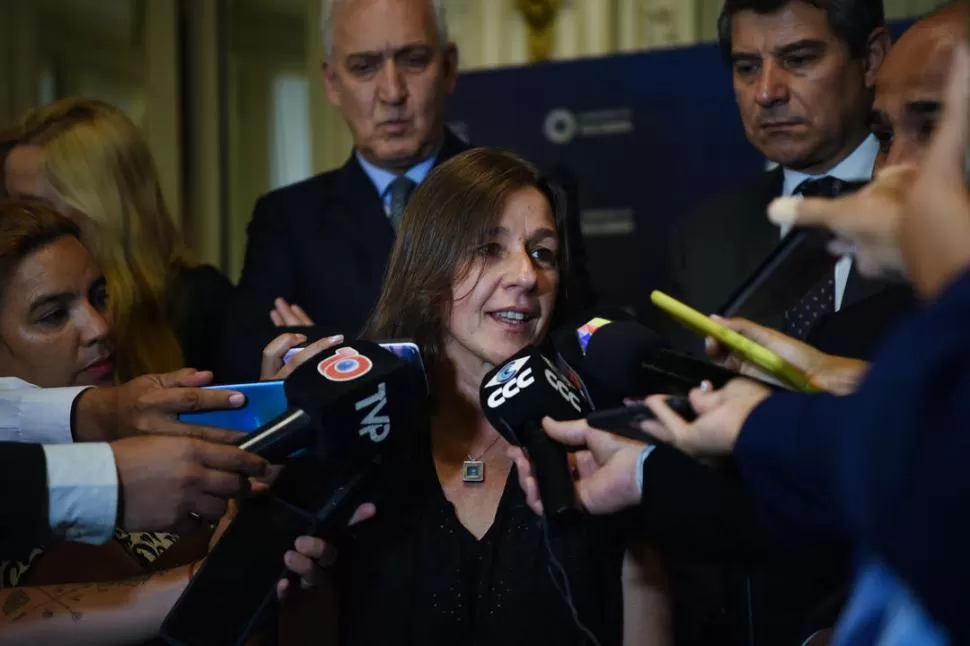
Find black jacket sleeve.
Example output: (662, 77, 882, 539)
(0, 442, 50, 557)
(220, 194, 298, 383)
(172, 264, 235, 377)
(637, 444, 823, 565)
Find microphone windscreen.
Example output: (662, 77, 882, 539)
(480, 346, 589, 445)
(280, 340, 427, 466)
(479, 346, 586, 520)
(584, 321, 666, 395)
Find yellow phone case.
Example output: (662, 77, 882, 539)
(650, 290, 820, 392)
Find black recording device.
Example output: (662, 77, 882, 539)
(160, 340, 427, 646)
(480, 346, 589, 522)
(586, 397, 697, 444)
(718, 180, 868, 320)
(581, 319, 770, 398)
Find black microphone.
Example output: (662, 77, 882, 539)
(160, 340, 427, 646)
(480, 346, 588, 522)
(233, 344, 414, 461)
(550, 305, 636, 409)
(581, 318, 773, 397)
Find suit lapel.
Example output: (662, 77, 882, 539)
(730, 168, 785, 290)
(745, 167, 785, 256)
(840, 265, 898, 310)
(323, 129, 471, 278)
(728, 168, 787, 327)
(333, 153, 396, 257)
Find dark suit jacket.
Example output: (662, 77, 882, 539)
(171, 263, 234, 375)
(0, 442, 50, 557)
(219, 132, 470, 383)
(667, 168, 916, 359)
(656, 168, 917, 646)
(735, 267, 970, 643)
(636, 445, 849, 646)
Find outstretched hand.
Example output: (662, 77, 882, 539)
(509, 417, 649, 516)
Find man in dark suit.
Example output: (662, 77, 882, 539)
(656, 18, 970, 641)
(221, 0, 463, 382)
(668, 0, 912, 361)
(732, 0, 970, 544)
(661, 1, 907, 644)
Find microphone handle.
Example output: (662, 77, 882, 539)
(235, 408, 312, 461)
(521, 419, 579, 522)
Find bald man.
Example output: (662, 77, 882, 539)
(870, 1, 968, 170)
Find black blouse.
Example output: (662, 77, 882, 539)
(336, 439, 627, 646)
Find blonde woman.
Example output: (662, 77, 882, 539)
(0, 98, 232, 382)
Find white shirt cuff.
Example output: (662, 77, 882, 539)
(13, 385, 90, 444)
(43, 443, 118, 544)
(634, 444, 657, 498)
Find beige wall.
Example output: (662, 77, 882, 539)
(0, 0, 951, 279)
(0, 0, 182, 255)
(307, 0, 950, 176)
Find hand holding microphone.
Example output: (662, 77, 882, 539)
(193, 497, 375, 602)
(509, 418, 648, 516)
(162, 339, 427, 646)
(480, 346, 590, 522)
(275, 502, 376, 598)
(511, 377, 772, 518)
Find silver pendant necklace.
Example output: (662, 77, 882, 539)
(462, 434, 502, 484)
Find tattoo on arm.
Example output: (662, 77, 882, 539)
(34, 585, 92, 623)
(3, 589, 29, 616)
(95, 574, 153, 592)
(1, 575, 153, 625)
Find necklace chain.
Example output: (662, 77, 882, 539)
(466, 434, 502, 461)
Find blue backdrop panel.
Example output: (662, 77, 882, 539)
(447, 42, 765, 315)
(447, 21, 915, 316)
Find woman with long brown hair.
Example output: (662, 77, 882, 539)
(284, 148, 671, 645)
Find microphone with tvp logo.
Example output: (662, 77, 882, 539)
(480, 345, 589, 522)
(161, 340, 427, 646)
(235, 344, 407, 460)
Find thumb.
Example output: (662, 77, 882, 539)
(688, 386, 726, 416)
(541, 417, 592, 448)
(768, 194, 849, 230)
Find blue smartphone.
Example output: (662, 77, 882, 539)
(178, 381, 288, 432)
(178, 340, 425, 432)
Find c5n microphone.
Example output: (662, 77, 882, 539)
(480, 346, 589, 522)
(161, 340, 427, 646)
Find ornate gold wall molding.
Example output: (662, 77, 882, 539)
(516, 0, 561, 61)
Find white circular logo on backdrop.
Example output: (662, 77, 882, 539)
(544, 108, 578, 145)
